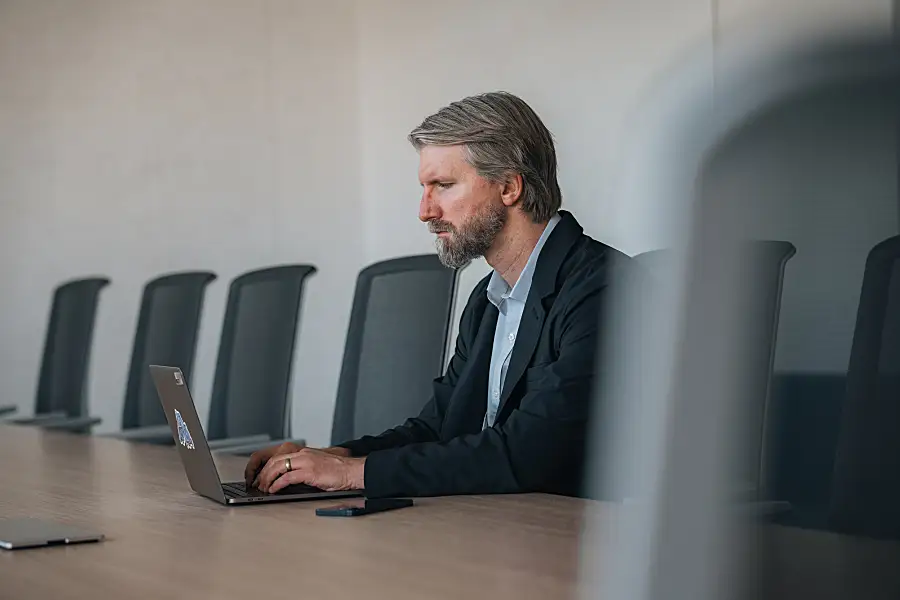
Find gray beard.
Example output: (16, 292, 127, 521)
(433, 205, 506, 269)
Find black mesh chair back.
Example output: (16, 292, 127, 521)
(634, 241, 796, 495)
(121, 272, 216, 429)
(35, 277, 111, 416)
(736, 241, 797, 496)
(830, 235, 900, 539)
(331, 254, 459, 445)
(206, 265, 316, 441)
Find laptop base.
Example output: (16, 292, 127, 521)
(220, 481, 361, 505)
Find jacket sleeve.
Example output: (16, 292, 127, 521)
(336, 279, 483, 457)
(362, 281, 603, 498)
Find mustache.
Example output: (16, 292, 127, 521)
(427, 220, 457, 235)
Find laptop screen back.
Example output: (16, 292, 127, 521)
(149, 365, 226, 503)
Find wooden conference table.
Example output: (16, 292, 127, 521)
(2, 425, 900, 600)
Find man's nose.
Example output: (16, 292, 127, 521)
(419, 190, 440, 223)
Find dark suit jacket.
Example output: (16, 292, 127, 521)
(339, 211, 629, 498)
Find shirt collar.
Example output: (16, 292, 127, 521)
(486, 212, 561, 308)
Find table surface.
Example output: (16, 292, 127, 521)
(2, 425, 900, 600)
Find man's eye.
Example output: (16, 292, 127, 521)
(436, 182, 453, 189)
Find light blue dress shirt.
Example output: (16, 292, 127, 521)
(483, 213, 561, 428)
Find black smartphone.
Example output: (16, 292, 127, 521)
(315, 498, 413, 517)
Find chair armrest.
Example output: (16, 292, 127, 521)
(206, 434, 271, 451)
(102, 424, 174, 445)
(0, 405, 17, 417)
(38, 416, 102, 432)
(7, 411, 68, 425)
(213, 437, 307, 457)
(728, 481, 760, 502)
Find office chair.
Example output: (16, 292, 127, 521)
(634, 240, 796, 500)
(829, 235, 900, 540)
(120, 265, 316, 449)
(7, 277, 110, 432)
(94, 272, 215, 438)
(331, 254, 460, 444)
(220, 254, 459, 456)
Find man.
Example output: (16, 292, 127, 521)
(246, 91, 628, 498)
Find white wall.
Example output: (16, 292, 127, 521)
(0, 0, 361, 445)
(0, 0, 894, 443)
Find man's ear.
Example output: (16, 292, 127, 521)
(499, 173, 523, 207)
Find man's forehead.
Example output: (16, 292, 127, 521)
(418, 145, 468, 180)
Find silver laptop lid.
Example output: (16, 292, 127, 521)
(0, 518, 104, 550)
(149, 365, 227, 503)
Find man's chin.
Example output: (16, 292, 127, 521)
(437, 257, 472, 269)
(435, 247, 467, 269)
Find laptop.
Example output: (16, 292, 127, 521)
(149, 364, 361, 505)
(0, 518, 104, 550)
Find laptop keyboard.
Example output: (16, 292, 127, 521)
(222, 481, 323, 498)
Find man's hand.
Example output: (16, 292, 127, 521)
(245, 441, 304, 487)
(244, 442, 351, 487)
(255, 447, 365, 494)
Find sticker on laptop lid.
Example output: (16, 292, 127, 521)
(174, 408, 195, 450)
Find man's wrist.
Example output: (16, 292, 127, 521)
(347, 456, 366, 490)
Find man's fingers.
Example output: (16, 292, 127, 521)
(257, 456, 279, 491)
(269, 470, 304, 494)
(244, 454, 262, 486)
(258, 450, 315, 492)
(245, 442, 297, 487)
(278, 441, 305, 454)
(258, 452, 298, 492)
(244, 447, 273, 486)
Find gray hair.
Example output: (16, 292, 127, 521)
(408, 91, 562, 223)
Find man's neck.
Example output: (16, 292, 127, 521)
(486, 216, 549, 288)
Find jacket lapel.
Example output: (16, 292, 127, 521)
(453, 301, 498, 434)
(497, 302, 546, 413)
(496, 211, 583, 418)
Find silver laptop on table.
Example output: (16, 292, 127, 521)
(149, 365, 361, 506)
(0, 518, 104, 550)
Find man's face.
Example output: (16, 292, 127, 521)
(418, 145, 506, 268)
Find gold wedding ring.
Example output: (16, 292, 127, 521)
(284, 457, 292, 473)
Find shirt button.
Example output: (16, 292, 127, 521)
(508, 333, 516, 342)
(492, 390, 500, 399)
